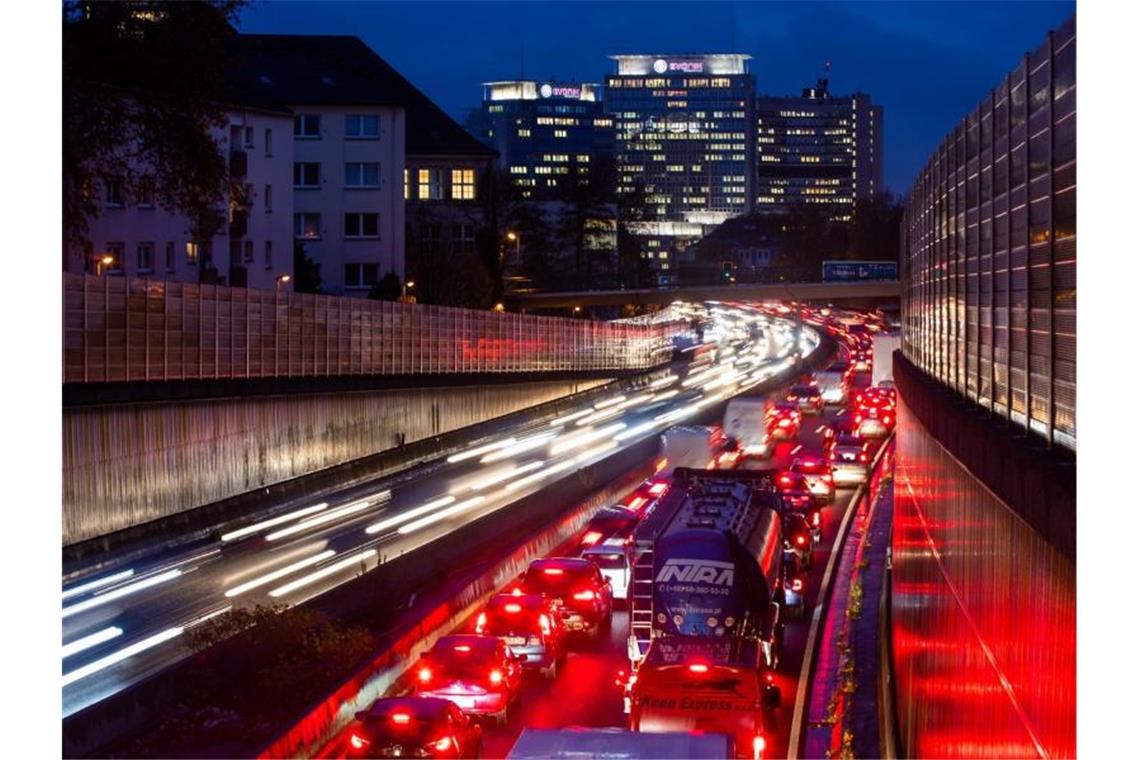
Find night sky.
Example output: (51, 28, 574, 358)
(238, 0, 1074, 194)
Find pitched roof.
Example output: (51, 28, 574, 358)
(230, 34, 495, 158)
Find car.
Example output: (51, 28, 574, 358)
(791, 458, 836, 504)
(578, 505, 641, 548)
(782, 554, 807, 618)
(829, 430, 872, 486)
(412, 635, 523, 725)
(853, 404, 895, 438)
(766, 402, 801, 441)
(776, 471, 814, 513)
(852, 351, 872, 372)
(622, 479, 670, 515)
(814, 363, 851, 405)
(346, 697, 483, 759)
(783, 512, 813, 570)
(580, 544, 631, 605)
(786, 384, 825, 415)
(518, 557, 614, 639)
(475, 593, 566, 679)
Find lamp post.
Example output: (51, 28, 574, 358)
(94, 254, 114, 277)
(506, 231, 520, 266)
(275, 274, 292, 290)
(402, 279, 416, 301)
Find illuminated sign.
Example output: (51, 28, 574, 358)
(654, 58, 705, 74)
(540, 83, 582, 99)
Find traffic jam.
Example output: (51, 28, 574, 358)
(331, 306, 898, 760)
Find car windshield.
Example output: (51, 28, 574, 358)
(584, 552, 626, 570)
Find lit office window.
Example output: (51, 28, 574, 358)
(418, 169, 442, 200)
(451, 169, 476, 200)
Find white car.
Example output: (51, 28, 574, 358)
(580, 544, 630, 605)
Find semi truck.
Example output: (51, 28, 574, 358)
(723, 398, 772, 459)
(508, 727, 731, 759)
(871, 333, 901, 387)
(658, 425, 726, 477)
(624, 468, 785, 758)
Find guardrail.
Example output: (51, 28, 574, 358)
(788, 429, 896, 758)
(62, 273, 679, 384)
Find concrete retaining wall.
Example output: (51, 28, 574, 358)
(63, 379, 605, 546)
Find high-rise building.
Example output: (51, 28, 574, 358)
(474, 80, 614, 201)
(755, 73, 883, 221)
(606, 54, 756, 285)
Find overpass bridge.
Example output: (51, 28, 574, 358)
(508, 279, 901, 310)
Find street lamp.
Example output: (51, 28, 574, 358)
(94, 254, 114, 277)
(275, 274, 292, 290)
(402, 279, 416, 300)
(505, 231, 520, 265)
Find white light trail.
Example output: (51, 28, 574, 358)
(575, 440, 618, 463)
(549, 409, 594, 426)
(264, 493, 389, 542)
(550, 422, 626, 455)
(62, 570, 135, 601)
(652, 389, 679, 402)
(480, 432, 557, 463)
(614, 419, 663, 442)
(396, 496, 486, 535)
(593, 395, 627, 410)
(219, 503, 329, 542)
(649, 374, 678, 389)
(63, 627, 185, 687)
(468, 460, 545, 491)
(575, 405, 624, 426)
(504, 458, 580, 493)
(268, 549, 378, 598)
(446, 438, 517, 464)
(62, 627, 123, 659)
(365, 496, 456, 535)
(223, 550, 337, 597)
(62, 570, 182, 619)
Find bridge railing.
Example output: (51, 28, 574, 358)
(62, 274, 679, 384)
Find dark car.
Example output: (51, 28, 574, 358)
(347, 697, 483, 759)
(519, 557, 614, 640)
(766, 401, 802, 441)
(787, 384, 825, 415)
(579, 504, 641, 548)
(412, 635, 522, 725)
(782, 553, 808, 618)
(475, 592, 567, 679)
(783, 512, 813, 571)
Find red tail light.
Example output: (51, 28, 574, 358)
(627, 496, 647, 510)
(504, 603, 522, 613)
(489, 669, 504, 685)
(350, 733, 370, 749)
(573, 589, 596, 601)
(390, 712, 411, 725)
(778, 419, 791, 428)
(453, 644, 471, 652)
(433, 736, 454, 752)
(812, 511, 821, 527)
(539, 613, 552, 636)
(475, 612, 486, 633)
(688, 662, 709, 674)
(883, 415, 892, 425)
(795, 535, 807, 546)
(543, 567, 564, 576)
(581, 530, 603, 546)
(417, 666, 432, 683)
(860, 452, 868, 462)
(821, 474, 833, 484)
(648, 482, 669, 496)
(753, 734, 766, 759)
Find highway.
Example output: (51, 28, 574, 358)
(321, 336, 883, 759)
(61, 303, 817, 718)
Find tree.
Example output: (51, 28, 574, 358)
(63, 1, 246, 252)
(368, 270, 401, 301)
(292, 241, 322, 293)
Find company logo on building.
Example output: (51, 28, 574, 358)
(656, 558, 735, 586)
(654, 58, 705, 74)
(540, 83, 582, 99)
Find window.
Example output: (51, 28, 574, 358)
(294, 113, 321, 138)
(294, 213, 321, 239)
(344, 263, 379, 289)
(137, 176, 154, 208)
(165, 242, 175, 271)
(404, 169, 409, 199)
(264, 184, 272, 213)
(451, 168, 475, 200)
(185, 242, 199, 264)
(244, 126, 255, 148)
(345, 114, 380, 138)
(294, 162, 320, 188)
(243, 240, 254, 263)
(136, 242, 154, 272)
(452, 223, 475, 254)
(264, 128, 273, 156)
(345, 212, 379, 237)
(105, 178, 123, 207)
(345, 162, 380, 188)
(418, 169, 442, 200)
(106, 242, 124, 272)
(264, 240, 273, 269)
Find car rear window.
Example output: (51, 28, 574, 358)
(522, 565, 593, 592)
(429, 647, 497, 679)
(484, 607, 542, 636)
(584, 552, 626, 570)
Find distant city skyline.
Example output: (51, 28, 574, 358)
(238, 0, 1074, 194)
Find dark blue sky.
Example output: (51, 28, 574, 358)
(238, 0, 1074, 194)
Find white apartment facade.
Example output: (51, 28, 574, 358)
(65, 107, 295, 290)
(291, 106, 406, 294)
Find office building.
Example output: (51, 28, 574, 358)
(475, 80, 614, 201)
(756, 73, 883, 221)
(606, 54, 756, 285)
